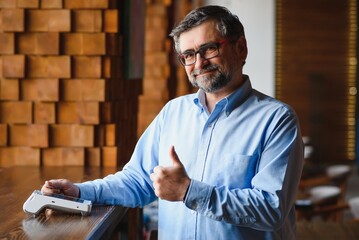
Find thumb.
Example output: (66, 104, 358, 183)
(169, 145, 183, 167)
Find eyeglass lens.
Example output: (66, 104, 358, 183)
(178, 42, 220, 66)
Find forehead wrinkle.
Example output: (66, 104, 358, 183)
(178, 20, 220, 53)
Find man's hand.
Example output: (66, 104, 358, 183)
(150, 146, 191, 201)
(41, 179, 80, 198)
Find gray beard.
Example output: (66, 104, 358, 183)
(189, 65, 231, 93)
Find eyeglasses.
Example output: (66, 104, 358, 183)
(177, 40, 227, 66)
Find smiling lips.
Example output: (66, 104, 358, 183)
(193, 67, 217, 78)
(195, 70, 213, 77)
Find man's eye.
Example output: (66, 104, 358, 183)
(183, 53, 194, 59)
(204, 46, 217, 53)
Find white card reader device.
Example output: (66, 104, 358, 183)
(23, 190, 92, 217)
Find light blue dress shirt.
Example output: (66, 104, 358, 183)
(78, 75, 304, 240)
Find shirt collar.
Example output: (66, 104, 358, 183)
(193, 75, 253, 116)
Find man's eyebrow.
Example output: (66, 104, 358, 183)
(180, 41, 217, 54)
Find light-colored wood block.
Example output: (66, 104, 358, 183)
(0, 57, 3, 77)
(61, 79, 105, 101)
(0, 78, 19, 100)
(0, 147, 12, 167)
(50, 124, 94, 147)
(104, 9, 118, 33)
(85, 147, 101, 166)
(0, 124, 7, 146)
(17, 33, 59, 55)
(17, 0, 39, 8)
(97, 124, 115, 146)
(40, 0, 62, 8)
(1, 8, 24, 32)
(72, 56, 101, 78)
(0, 101, 32, 123)
(64, 0, 108, 9)
(0, 33, 14, 54)
(21, 78, 59, 101)
(83, 33, 106, 55)
(0, 0, 16, 8)
(42, 147, 84, 166)
(72, 10, 102, 32)
(34, 102, 55, 123)
(102, 146, 117, 167)
(27, 9, 70, 32)
(0, 12, 2, 36)
(0, 147, 40, 167)
(9, 124, 48, 147)
(57, 102, 100, 124)
(105, 124, 115, 146)
(63, 33, 106, 55)
(2, 55, 25, 78)
(27, 56, 70, 78)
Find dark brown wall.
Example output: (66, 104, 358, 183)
(276, 0, 356, 164)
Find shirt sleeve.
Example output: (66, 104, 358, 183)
(76, 113, 164, 207)
(183, 109, 304, 231)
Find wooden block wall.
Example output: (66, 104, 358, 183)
(0, 0, 142, 167)
(137, 1, 171, 136)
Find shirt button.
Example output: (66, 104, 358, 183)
(191, 210, 196, 215)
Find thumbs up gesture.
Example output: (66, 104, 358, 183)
(150, 146, 191, 201)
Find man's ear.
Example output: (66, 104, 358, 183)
(236, 36, 248, 62)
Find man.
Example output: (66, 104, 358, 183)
(42, 5, 304, 239)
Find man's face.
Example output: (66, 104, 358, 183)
(178, 21, 240, 93)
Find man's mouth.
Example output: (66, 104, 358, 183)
(195, 70, 213, 77)
(192, 65, 218, 78)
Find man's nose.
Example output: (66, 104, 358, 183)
(194, 52, 208, 68)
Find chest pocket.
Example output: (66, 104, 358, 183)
(208, 154, 258, 189)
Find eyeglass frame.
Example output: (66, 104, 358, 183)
(177, 40, 227, 66)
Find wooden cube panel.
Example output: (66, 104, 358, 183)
(17, 33, 59, 55)
(27, 9, 70, 32)
(64, 0, 108, 9)
(61, 79, 105, 101)
(106, 33, 121, 56)
(0, 0, 16, 8)
(72, 10, 102, 32)
(10, 124, 48, 147)
(57, 102, 100, 124)
(0, 147, 40, 167)
(27, 56, 70, 78)
(17, 0, 39, 8)
(0, 101, 32, 123)
(0, 78, 19, 100)
(2, 55, 25, 78)
(34, 102, 55, 123)
(42, 147, 84, 166)
(85, 147, 101, 166)
(0, 57, 3, 77)
(0, 124, 7, 146)
(40, 0, 63, 9)
(1, 8, 24, 32)
(102, 146, 117, 167)
(63, 33, 106, 55)
(102, 56, 122, 78)
(50, 124, 94, 147)
(0, 33, 14, 54)
(21, 78, 59, 101)
(96, 124, 115, 146)
(72, 56, 102, 78)
(104, 9, 118, 33)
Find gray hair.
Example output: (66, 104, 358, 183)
(169, 5, 245, 52)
